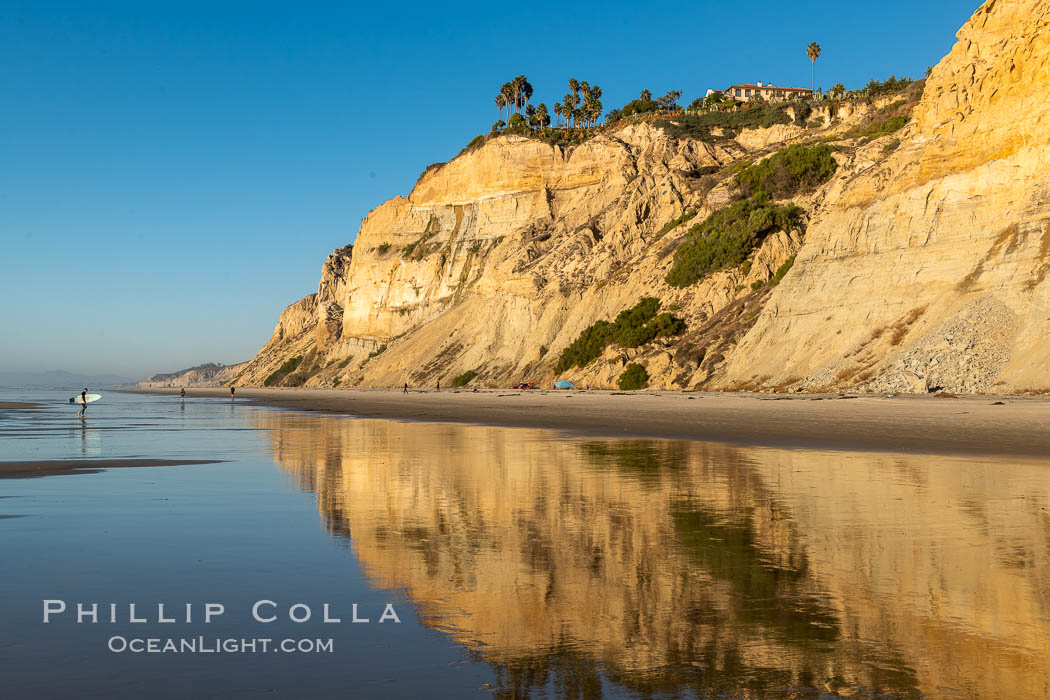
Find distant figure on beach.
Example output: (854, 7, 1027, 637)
(180, 387, 185, 401)
(230, 386, 236, 401)
(436, 380, 440, 392)
(403, 382, 408, 394)
(78, 387, 88, 418)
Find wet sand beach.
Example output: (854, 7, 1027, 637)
(127, 387, 1050, 458)
(0, 401, 45, 411)
(0, 458, 224, 479)
(5, 390, 1050, 697)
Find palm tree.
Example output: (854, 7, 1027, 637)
(517, 75, 533, 114)
(583, 84, 602, 127)
(566, 79, 581, 130)
(590, 85, 602, 126)
(510, 76, 521, 114)
(563, 91, 579, 131)
(536, 103, 550, 129)
(495, 92, 507, 123)
(553, 102, 563, 128)
(500, 82, 514, 121)
(807, 42, 821, 93)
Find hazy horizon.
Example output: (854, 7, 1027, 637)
(0, 0, 978, 377)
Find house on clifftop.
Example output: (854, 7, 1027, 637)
(716, 82, 813, 101)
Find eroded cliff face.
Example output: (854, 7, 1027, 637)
(138, 361, 248, 388)
(723, 0, 1050, 393)
(237, 0, 1050, 393)
(236, 122, 803, 389)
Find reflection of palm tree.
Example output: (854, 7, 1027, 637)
(807, 42, 821, 92)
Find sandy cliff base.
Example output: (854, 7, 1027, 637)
(128, 387, 1050, 458)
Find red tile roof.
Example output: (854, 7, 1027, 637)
(726, 84, 812, 92)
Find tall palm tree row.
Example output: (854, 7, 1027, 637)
(492, 76, 601, 134)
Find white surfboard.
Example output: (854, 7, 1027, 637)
(69, 393, 102, 405)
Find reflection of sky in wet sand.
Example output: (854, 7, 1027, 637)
(258, 411, 1050, 699)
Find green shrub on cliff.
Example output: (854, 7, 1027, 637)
(835, 101, 911, 142)
(862, 75, 914, 99)
(555, 298, 686, 374)
(734, 144, 838, 200)
(452, 369, 478, 387)
(556, 321, 613, 374)
(665, 198, 805, 288)
(654, 103, 794, 141)
(617, 363, 649, 390)
(842, 113, 909, 142)
(770, 254, 796, 287)
(264, 356, 304, 387)
(657, 209, 699, 237)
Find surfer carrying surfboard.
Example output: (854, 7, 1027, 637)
(78, 388, 88, 417)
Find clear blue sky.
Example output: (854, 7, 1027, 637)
(0, 0, 978, 378)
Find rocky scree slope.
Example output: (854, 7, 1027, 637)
(722, 0, 1050, 394)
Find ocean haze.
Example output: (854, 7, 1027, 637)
(0, 370, 136, 390)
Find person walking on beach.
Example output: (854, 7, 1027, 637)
(403, 382, 408, 394)
(436, 380, 440, 392)
(180, 387, 185, 401)
(78, 387, 88, 418)
(230, 386, 236, 401)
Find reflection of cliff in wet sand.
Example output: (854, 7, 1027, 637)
(258, 412, 1050, 697)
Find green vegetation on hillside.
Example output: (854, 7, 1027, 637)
(402, 216, 441, 260)
(264, 356, 303, 387)
(452, 369, 478, 387)
(461, 60, 921, 160)
(841, 112, 910, 141)
(607, 88, 682, 123)
(770, 254, 796, 287)
(734, 144, 838, 199)
(654, 102, 797, 141)
(861, 75, 914, 99)
(665, 198, 805, 288)
(657, 209, 699, 236)
(618, 363, 649, 390)
(664, 143, 836, 287)
(555, 298, 686, 374)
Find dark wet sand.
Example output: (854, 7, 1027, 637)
(127, 387, 1050, 458)
(0, 459, 224, 479)
(0, 401, 44, 410)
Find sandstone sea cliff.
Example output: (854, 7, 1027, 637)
(233, 0, 1050, 394)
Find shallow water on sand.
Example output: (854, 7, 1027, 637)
(3, 390, 1050, 699)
